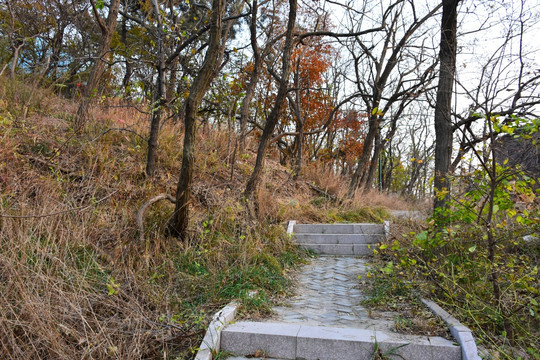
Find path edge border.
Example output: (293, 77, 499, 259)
(286, 220, 296, 236)
(194, 302, 238, 360)
(421, 298, 481, 360)
(383, 220, 390, 240)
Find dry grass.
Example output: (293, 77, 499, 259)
(302, 162, 419, 213)
(0, 77, 422, 359)
(0, 82, 306, 358)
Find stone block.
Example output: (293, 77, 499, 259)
(294, 223, 383, 235)
(295, 234, 382, 245)
(195, 302, 238, 360)
(221, 322, 299, 359)
(353, 244, 373, 256)
(296, 326, 380, 360)
(377, 337, 461, 360)
(300, 244, 355, 255)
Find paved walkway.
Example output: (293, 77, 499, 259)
(268, 256, 396, 333)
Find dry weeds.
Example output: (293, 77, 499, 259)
(0, 80, 419, 359)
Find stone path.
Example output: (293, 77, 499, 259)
(215, 223, 464, 360)
(268, 256, 396, 332)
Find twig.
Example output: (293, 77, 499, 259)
(25, 155, 83, 179)
(136, 194, 176, 243)
(102, 104, 150, 115)
(91, 127, 148, 143)
(0, 190, 118, 218)
(306, 182, 338, 202)
(0, 63, 8, 76)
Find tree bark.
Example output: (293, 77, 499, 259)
(170, 0, 226, 239)
(74, 0, 121, 132)
(347, 117, 378, 197)
(433, 0, 459, 211)
(121, 15, 133, 97)
(146, 0, 167, 176)
(238, 0, 262, 150)
(7, 0, 24, 81)
(288, 56, 304, 179)
(364, 130, 382, 190)
(244, 0, 297, 201)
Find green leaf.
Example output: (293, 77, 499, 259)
(468, 245, 476, 253)
(379, 244, 388, 250)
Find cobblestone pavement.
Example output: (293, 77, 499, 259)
(268, 256, 397, 332)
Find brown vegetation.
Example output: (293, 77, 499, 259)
(0, 79, 402, 358)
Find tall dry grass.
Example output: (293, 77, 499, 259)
(0, 77, 425, 359)
(301, 162, 418, 221)
(0, 81, 306, 359)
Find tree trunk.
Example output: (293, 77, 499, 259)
(238, 0, 261, 150)
(74, 0, 121, 132)
(433, 0, 459, 211)
(48, 23, 66, 81)
(170, 0, 226, 239)
(244, 0, 297, 201)
(295, 120, 304, 179)
(347, 116, 378, 197)
(146, 0, 167, 176)
(364, 130, 382, 190)
(121, 15, 133, 97)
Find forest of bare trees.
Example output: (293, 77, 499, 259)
(2, 0, 539, 232)
(1, 1, 540, 359)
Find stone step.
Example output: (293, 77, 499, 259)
(299, 243, 373, 256)
(293, 223, 384, 235)
(221, 322, 461, 360)
(294, 233, 382, 245)
(226, 357, 284, 360)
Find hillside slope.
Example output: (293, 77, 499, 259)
(0, 85, 404, 359)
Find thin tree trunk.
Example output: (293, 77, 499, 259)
(121, 15, 133, 97)
(48, 23, 65, 81)
(364, 131, 382, 190)
(238, 0, 261, 150)
(170, 0, 226, 239)
(7, 0, 22, 81)
(146, 0, 167, 176)
(433, 0, 459, 211)
(347, 117, 378, 197)
(244, 0, 297, 201)
(74, 0, 121, 132)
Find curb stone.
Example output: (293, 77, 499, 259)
(221, 321, 461, 360)
(421, 298, 482, 360)
(194, 302, 238, 360)
(286, 220, 296, 236)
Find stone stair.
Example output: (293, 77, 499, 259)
(216, 222, 465, 360)
(292, 223, 386, 256)
(221, 322, 461, 360)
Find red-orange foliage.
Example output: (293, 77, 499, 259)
(332, 110, 368, 164)
(287, 39, 334, 130)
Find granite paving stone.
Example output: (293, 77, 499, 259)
(267, 256, 398, 332)
(219, 223, 465, 360)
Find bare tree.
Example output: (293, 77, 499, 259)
(243, 0, 298, 203)
(346, 1, 441, 197)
